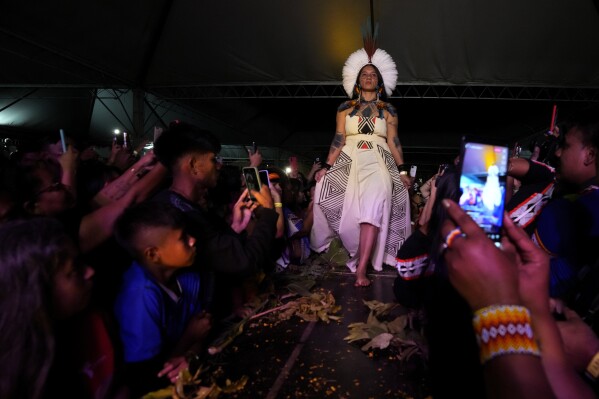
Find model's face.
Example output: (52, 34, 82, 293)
(155, 228, 197, 268)
(359, 65, 378, 91)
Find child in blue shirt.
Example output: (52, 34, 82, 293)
(114, 201, 211, 396)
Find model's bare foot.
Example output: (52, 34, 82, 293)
(354, 276, 371, 287)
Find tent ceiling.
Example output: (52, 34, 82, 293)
(1, 0, 599, 175)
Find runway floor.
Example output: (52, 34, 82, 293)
(176, 261, 433, 399)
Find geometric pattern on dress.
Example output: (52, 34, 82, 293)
(317, 151, 352, 233)
(358, 116, 376, 134)
(378, 144, 410, 257)
(357, 140, 373, 149)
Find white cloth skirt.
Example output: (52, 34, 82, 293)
(310, 134, 411, 271)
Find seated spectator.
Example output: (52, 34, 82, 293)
(113, 201, 212, 396)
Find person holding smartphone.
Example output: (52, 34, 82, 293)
(311, 42, 411, 287)
(152, 121, 278, 320)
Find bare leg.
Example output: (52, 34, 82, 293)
(355, 223, 378, 287)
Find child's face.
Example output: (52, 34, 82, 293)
(156, 228, 197, 268)
(52, 254, 94, 319)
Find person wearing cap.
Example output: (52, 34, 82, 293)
(311, 40, 411, 287)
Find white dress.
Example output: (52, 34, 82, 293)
(311, 104, 411, 271)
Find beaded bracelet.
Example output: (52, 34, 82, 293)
(472, 305, 540, 365)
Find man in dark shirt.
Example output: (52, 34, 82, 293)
(152, 121, 278, 317)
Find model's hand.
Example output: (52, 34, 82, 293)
(315, 168, 327, 182)
(399, 174, 412, 189)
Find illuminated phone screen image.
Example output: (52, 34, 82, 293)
(459, 141, 509, 242)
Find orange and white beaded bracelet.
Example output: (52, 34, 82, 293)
(472, 305, 540, 365)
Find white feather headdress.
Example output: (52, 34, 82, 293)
(342, 48, 398, 98)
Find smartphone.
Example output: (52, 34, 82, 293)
(259, 169, 270, 187)
(242, 167, 261, 200)
(59, 129, 67, 153)
(409, 165, 417, 178)
(458, 136, 509, 246)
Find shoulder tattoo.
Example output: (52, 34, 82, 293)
(332, 132, 344, 149)
(385, 102, 398, 117)
(337, 101, 352, 112)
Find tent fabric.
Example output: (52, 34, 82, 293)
(3, 1, 599, 87)
(1, 0, 599, 174)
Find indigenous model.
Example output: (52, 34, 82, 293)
(311, 38, 411, 287)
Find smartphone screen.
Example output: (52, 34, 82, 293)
(259, 170, 270, 187)
(242, 167, 261, 200)
(458, 137, 509, 245)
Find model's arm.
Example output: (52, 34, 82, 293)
(385, 106, 411, 188)
(315, 110, 347, 182)
(385, 108, 404, 166)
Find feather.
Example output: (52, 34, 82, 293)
(361, 18, 379, 62)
